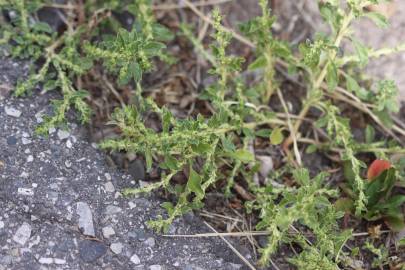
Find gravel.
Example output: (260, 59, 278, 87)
(0, 56, 254, 269)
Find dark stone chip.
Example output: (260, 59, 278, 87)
(6, 136, 17, 145)
(79, 240, 107, 263)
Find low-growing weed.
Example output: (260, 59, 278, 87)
(2, 0, 405, 268)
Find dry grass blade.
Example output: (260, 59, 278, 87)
(163, 231, 270, 238)
(152, 0, 234, 11)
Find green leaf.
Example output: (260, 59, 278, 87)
(153, 24, 174, 41)
(365, 12, 389, 28)
(161, 202, 175, 216)
(162, 109, 171, 133)
(365, 125, 375, 144)
(374, 110, 394, 128)
(379, 195, 405, 210)
(145, 149, 153, 171)
(384, 214, 405, 232)
(228, 149, 255, 163)
(334, 198, 354, 213)
(365, 168, 396, 207)
(352, 39, 368, 66)
(144, 41, 166, 56)
(191, 142, 212, 154)
(270, 127, 284, 145)
(187, 167, 204, 197)
(164, 154, 178, 171)
(293, 168, 310, 186)
(221, 136, 236, 152)
(32, 22, 53, 33)
(305, 144, 317, 154)
(248, 56, 267, 70)
(131, 61, 142, 82)
(343, 161, 356, 183)
(255, 128, 272, 138)
(326, 62, 338, 91)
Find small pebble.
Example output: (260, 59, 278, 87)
(22, 138, 32, 145)
(0, 221, 4, 229)
(27, 155, 34, 163)
(35, 112, 44, 123)
(38, 258, 53, 264)
(79, 240, 107, 263)
(105, 205, 122, 215)
(104, 182, 115, 193)
(102, 226, 115, 238)
(76, 202, 95, 237)
(65, 160, 72, 168)
(130, 254, 140, 264)
(149, 265, 162, 270)
(18, 188, 34, 196)
(128, 201, 136, 209)
(110, 243, 123, 254)
(144, 237, 155, 248)
(13, 222, 31, 246)
(257, 155, 274, 178)
(6, 136, 17, 145)
(5, 106, 22, 117)
(57, 129, 70, 140)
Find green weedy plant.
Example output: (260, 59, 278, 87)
(0, 0, 170, 134)
(0, 0, 93, 134)
(101, 9, 282, 231)
(103, 0, 405, 267)
(246, 169, 352, 267)
(3, 0, 405, 268)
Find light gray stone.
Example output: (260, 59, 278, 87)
(13, 222, 31, 246)
(4, 106, 21, 117)
(105, 205, 122, 215)
(76, 202, 95, 237)
(144, 237, 155, 247)
(110, 242, 123, 254)
(130, 254, 141, 264)
(104, 181, 115, 193)
(102, 226, 115, 238)
(57, 129, 70, 140)
(17, 187, 34, 196)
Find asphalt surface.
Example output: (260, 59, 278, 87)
(0, 56, 251, 270)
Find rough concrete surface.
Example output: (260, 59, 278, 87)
(353, 0, 405, 102)
(0, 56, 251, 270)
(274, 0, 405, 102)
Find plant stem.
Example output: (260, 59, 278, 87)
(285, 10, 355, 148)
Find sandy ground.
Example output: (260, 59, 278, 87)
(354, 0, 405, 102)
(272, 0, 405, 102)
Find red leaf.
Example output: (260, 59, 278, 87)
(367, 159, 392, 181)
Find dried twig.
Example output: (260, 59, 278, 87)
(152, 0, 234, 11)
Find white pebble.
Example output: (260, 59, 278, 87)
(57, 129, 70, 140)
(104, 182, 115, 193)
(110, 242, 123, 254)
(13, 222, 31, 245)
(5, 106, 22, 117)
(18, 188, 34, 196)
(130, 254, 140, 264)
(102, 226, 115, 238)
